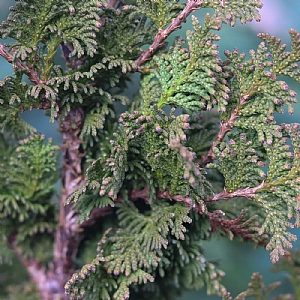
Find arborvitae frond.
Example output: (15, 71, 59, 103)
(118, 201, 191, 244)
(202, 0, 263, 27)
(66, 260, 154, 300)
(252, 124, 300, 263)
(1, 0, 101, 61)
(0, 134, 58, 262)
(0, 135, 58, 222)
(66, 200, 226, 299)
(79, 93, 129, 142)
(0, 74, 30, 112)
(0, 0, 101, 121)
(208, 130, 265, 192)
(70, 105, 212, 219)
(0, 75, 38, 137)
(272, 250, 300, 298)
(223, 41, 297, 144)
(98, 8, 156, 62)
(65, 258, 118, 300)
(186, 14, 230, 112)
(231, 272, 281, 300)
(67, 130, 129, 219)
(75, 195, 115, 224)
(141, 15, 230, 113)
(125, 209, 223, 297)
(125, 0, 184, 28)
(100, 201, 190, 276)
(113, 270, 155, 300)
(121, 106, 212, 199)
(80, 101, 113, 139)
(207, 121, 300, 261)
(0, 1, 149, 125)
(258, 29, 300, 83)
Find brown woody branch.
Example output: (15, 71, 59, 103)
(51, 107, 86, 299)
(198, 106, 239, 166)
(0, 43, 53, 111)
(207, 181, 265, 203)
(206, 210, 268, 245)
(7, 233, 58, 300)
(134, 0, 204, 70)
(126, 180, 265, 213)
(0, 43, 43, 85)
(207, 210, 249, 236)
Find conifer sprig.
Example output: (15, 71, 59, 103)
(223, 272, 281, 300)
(0, 0, 300, 299)
(135, 0, 204, 69)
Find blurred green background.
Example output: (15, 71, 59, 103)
(0, 0, 299, 299)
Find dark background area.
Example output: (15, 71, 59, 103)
(0, 1, 299, 299)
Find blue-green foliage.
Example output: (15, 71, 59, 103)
(223, 40, 297, 143)
(0, 134, 58, 221)
(65, 201, 226, 299)
(208, 131, 265, 192)
(69, 105, 213, 222)
(126, 0, 184, 28)
(223, 272, 281, 300)
(204, 0, 263, 26)
(0, 0, 156, 131)
(255, 124, 300, 263)
(141, 15, 230, 113)
(0, 0, 300, 299)
(65, 1, 300, 298)
(209, 30, 300, 263)
(0, 134, 58, 261)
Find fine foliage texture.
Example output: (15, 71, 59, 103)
(0, 0, 300, 300)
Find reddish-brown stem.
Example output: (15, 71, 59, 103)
(0, 43, 43, 85)
(134, 0, 203, 70)
(207, 181, 265, 203)
(129, 180, 264, 213)
(51, 107, 86, 299)
(206, 210, 267, 245)
(198, 106, 239, 166)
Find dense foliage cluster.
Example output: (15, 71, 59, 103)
(0, 0, 300, 299)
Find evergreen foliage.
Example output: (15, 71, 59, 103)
(0, 0, 299, 299)
(222, 272, 282, 300)
(0, 134, 58, 260)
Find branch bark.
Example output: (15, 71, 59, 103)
(51, 107, 86, 299)
(198, 106, 239, 166)
(207, 181, 265, 203)
(7, 233, 56, 300)
(0, 44, 43, 85)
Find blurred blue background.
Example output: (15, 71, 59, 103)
(0, 0, 300, 299)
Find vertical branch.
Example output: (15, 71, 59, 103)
(7, 233, 54, 300)
(52, 107, 86, 298)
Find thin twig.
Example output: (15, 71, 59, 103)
(198, 106, 239, 166)
(0, 43, 43, 85)
(206, 210, 268, 245)
(134, 0, 203, 70)
(208, 181, 265, 203)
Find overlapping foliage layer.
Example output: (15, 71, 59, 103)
(0, 0, 300, 299)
